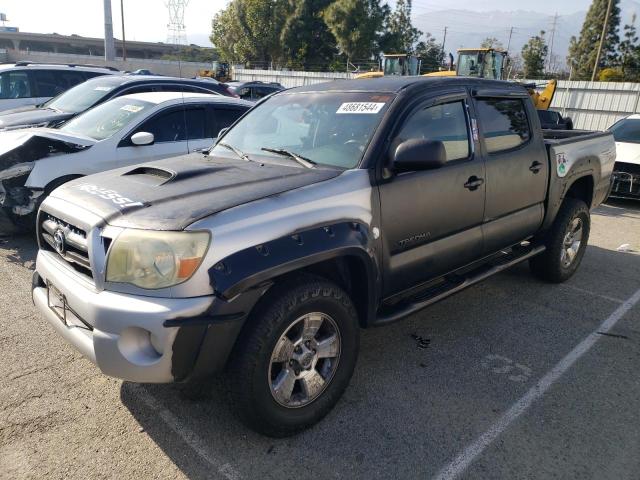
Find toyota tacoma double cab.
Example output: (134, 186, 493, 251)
(32, 77, 615, 437)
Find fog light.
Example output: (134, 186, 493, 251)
(117, 327, 162, 366)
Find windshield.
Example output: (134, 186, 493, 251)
(609, 118, 640, 144)
(210, 92, 393, 169)
(458, 52, 481, 77)
(43, 77, 124, 114)
(60, 97, 154, 141)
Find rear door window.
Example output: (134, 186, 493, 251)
(395, 100, 471, 162)
(476, 98, 531, 153)
(33, 70, 62, 97)
(0, 71, 32, 99)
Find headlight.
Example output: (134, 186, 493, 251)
(106, 230, 210, 289)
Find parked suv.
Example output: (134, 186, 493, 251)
(226, 80, 284, 101)
(0, 74, 238, 131)
(0, 61, 115, 112)
(32, 77, 615, 437)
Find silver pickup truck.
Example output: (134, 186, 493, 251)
(32, 77, 615, 437)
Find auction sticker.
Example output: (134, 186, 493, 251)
(120, 104, 144, 113)
(337, 102, 385, 114)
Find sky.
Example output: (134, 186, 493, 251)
(0, 0, 612, 47)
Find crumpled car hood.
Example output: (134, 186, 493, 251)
(0, 128, 94, 179)
(0, 108, 73, 129)
(52, 153, 343, 230)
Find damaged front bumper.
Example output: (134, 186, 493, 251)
(0, 169, 41, 233)
(610, 170, 640, 199)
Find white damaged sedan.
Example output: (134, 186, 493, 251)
(608, 114, 640, 199)
(0, 91, 250, 233)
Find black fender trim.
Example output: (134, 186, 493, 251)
(207, 221, 379, 324)
(169, 284, 271, 382)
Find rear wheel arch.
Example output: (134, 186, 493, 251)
(564, 175, 594, 208)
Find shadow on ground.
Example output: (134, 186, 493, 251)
(0, 233, 37, 270)
(120, 244, 640, 479)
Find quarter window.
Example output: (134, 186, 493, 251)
(477, 98, 531, 153)
(395, 100, 471, 162)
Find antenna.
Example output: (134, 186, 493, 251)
(166, 0, 189, 45)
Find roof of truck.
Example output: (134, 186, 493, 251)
(287, 76, 527, 95)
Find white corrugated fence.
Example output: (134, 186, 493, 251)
(234, 68, 640, 131)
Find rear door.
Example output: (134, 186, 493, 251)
(378, 90, 486, 295)
(474, 94, 549, 253)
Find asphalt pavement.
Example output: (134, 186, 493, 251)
(1, 199, 639, 480)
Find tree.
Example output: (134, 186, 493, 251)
(210, 0, 287, 65)
(380, 0, 422, 53)
(619, 14, 640, 81)
(481, 37, 504, 50)
(521, 31, 548, 79)
(567, 0, 621, 80)
(415, 33, 444, 73)
(280, 0, 338, 70)
(323, 0, 386, 63)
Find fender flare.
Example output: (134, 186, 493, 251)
(208, 221, 379, 310)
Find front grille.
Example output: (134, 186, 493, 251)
(39, 213, 93, 278)
(611, 170, 640, 198)
(614, 162, 640, 175)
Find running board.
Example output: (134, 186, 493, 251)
(373, 245, 546, 326)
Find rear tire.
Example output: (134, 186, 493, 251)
(227, 274, 359, 437)
(529, 197, 590, 283)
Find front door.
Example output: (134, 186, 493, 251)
(378, 92, 486, 296)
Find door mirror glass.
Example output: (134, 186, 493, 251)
(131, 131, 154, 146)
(393, 139, 446, 172)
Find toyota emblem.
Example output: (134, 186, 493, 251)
(53, 229, 66, 255)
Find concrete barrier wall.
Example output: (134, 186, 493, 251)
(4, 49, 210, 78)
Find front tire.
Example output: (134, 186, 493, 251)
(227, 274, 359, 437)
(530, 197, 590, 283)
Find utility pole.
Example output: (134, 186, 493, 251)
(442, 26, 448, 54)
(592, 0, 614, 81)
(103, 0, 115, 61)
(547, 13, 558, 73)
(120, 0, 127, 61)
(506, 27, 514, 55)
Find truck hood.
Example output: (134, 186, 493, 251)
(0, 128, 94, 179)
(51, 154, 343, 230)
(615, 141, 640, 166)
(0, 108, 73, 129)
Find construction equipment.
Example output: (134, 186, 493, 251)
(355, 54, 421, 79)
(425, 48, 557, 111)
(426, 48, 508, 80)
(198, 61, 231, 83)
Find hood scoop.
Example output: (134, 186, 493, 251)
(122, 165, 176, 186)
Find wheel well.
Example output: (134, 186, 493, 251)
(564, 175, 594, 208)
(299, 256, 371, 328)
(44, 174, 83, 194)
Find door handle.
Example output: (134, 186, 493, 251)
(529, 161, 543, 173)
(464, 176, 485, 191)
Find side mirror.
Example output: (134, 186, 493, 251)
(131, 131, 154, 146)
(392, 139, 447, 172)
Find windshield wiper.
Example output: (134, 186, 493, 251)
(261, 147, 316, 169)
(218, 142, 249, 162)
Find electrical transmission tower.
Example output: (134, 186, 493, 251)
(166, 0, 189, 45)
